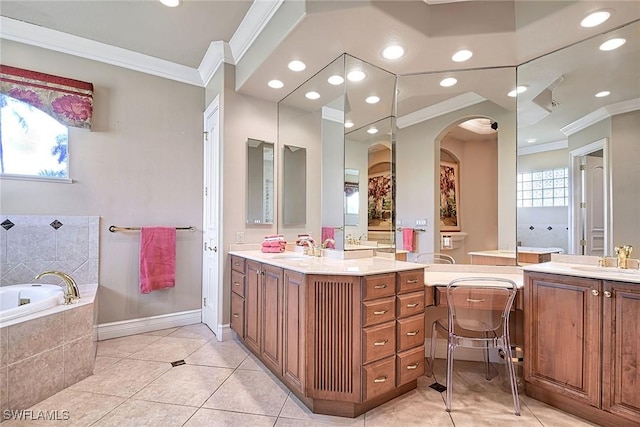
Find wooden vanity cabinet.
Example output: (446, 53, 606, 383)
(524, 272, 640, 426)
(230, 255, 425, 418)
(229, 256, 246, 338)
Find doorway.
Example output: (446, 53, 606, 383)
(202, 97, 222, 341)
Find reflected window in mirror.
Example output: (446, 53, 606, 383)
(246, 139, 274, 225)
(345, 169, 359, 226)
(283, 145, 306, 225)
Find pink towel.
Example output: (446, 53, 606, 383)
(321, 227, 335, 249)
(261, 245, 285, 253)
(403, 228, 415, 252)
(139, 227, 176, 294)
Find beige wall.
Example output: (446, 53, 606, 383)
(0, 40, 204, 324)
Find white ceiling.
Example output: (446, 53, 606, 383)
(1, 1, 639, 148)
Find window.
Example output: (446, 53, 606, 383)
(517, 168, 568, 207)
(0, 93, 69, 179)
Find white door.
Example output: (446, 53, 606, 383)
(202, 97, 222, 341)
(583, 154, 605, 256)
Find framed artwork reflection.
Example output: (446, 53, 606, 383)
(440, 161, 460, 231)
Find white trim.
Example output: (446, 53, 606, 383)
(517, 139, 568, 156)
(396, 92, 486, 129)
(217, 324, 233, 342)
(0, 17, 203, 87)
(198, 41, 234, 88)
(97, 309, 201, 341)
(561, 98, 640, 136)
(230, 0, 284, 63)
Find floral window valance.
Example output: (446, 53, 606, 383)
(0, 65, 93, 130)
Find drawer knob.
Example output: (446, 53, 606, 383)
(406, 303, 420, 308)
(466, 298, 485, 303)
(373, 339, 389, 346)
(233, 313, 240, 318)
(604, 290, 612, 298)
(373, 376, 388, 383)
(234, 282, 241, 286)
(406, 279, 419, 284)
(406, 363, 420, 370)
(591, 289, 599, 297)
(374, 284, 388, 289)
(406, 330, 420, 336)
(373, 310, 388, 315)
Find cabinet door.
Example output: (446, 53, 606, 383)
(245, 260, 262, 354)
(230, 292, 245, 338)
(261, 264, 284, 373)
(283, 270, 305, 393)
(602, 281, 640, 423)
(524, 272, 601, 407)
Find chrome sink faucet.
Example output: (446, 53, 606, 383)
(614, 245, 633, 269)
(35, 271, 80, 304)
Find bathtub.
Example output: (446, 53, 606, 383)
(0, 284, 64, 322)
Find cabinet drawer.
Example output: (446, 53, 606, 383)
(435, 286, 519, 310)
(397, 345, 425, 386)
(397, 291, 424, 318)
(230, 292, 245, 339)
(362, 274, 396, 301)
(397, 314, 425, 352)
(231, 270, 245, 297)
(362, 322, 396, 364)
(397, 270, 424, 294)
(230, 256, 245, 273)
(362, 297, 396, 327)
(362, 356, 396, 401)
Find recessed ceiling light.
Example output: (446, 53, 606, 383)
(344, 120, 354, 128)
(581, 10, 611, 28)
(328, 75, 344, 85)
(367, 127, 378, 134)
(382, 45, 405, 60)
(365, 96, 380, 104)
(268, 80, 283, 89)
(599, 38, 626, 51)
(452, 49, 473, 62)
(508, 86, 528, 97)
(305, 91, 320, 100)
(440, 77, 457, 87)
(347, 70, 367, 82)
(526, 138, 537, 143)
(595, 91, 610, 98)
(288, 60, 306, 72)
(159, 0, 180, 7)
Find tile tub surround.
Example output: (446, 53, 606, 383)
(0, 324, 598, 426)
(0, 284, 97, 417)
(0, 215, 99, 287)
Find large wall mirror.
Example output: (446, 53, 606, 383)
(277, 54, 396, 251)
(516, 20, 640, 257)
(395, 67, 517, 264)
(246, 138, 274, 225)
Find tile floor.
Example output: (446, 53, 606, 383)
(3, 323, 599, 426)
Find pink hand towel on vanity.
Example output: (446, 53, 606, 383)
(321, 227, 335, 249)
(139, 227, 176, 294)
(403, 228, 415, 252)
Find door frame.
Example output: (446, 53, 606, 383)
(569, 138, 610, 255)
(202, 96, 224, 341)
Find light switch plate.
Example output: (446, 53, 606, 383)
(236, 232, 244, 244)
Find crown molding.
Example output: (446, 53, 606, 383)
(396, 92, 486, 129)
(230, 0, 284, 63)
(0, 16, 203, 87)
(517, 139, 568, 156)
(561, 97, 640, 136)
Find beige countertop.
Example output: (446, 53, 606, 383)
(523, 261, 640, 284)
(228, 250, 424, 276)
(423, 264, 524, 288)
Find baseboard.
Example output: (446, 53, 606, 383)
(97, 309, 202, 340)
(216, 323, 233, 342)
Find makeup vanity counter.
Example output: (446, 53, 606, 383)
(522, 261, 640, 426)
(227, 250, 427, 418)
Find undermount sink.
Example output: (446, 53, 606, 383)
(570, 265, 640, 275)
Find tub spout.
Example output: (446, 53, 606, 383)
(35, 271, 80, 304)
